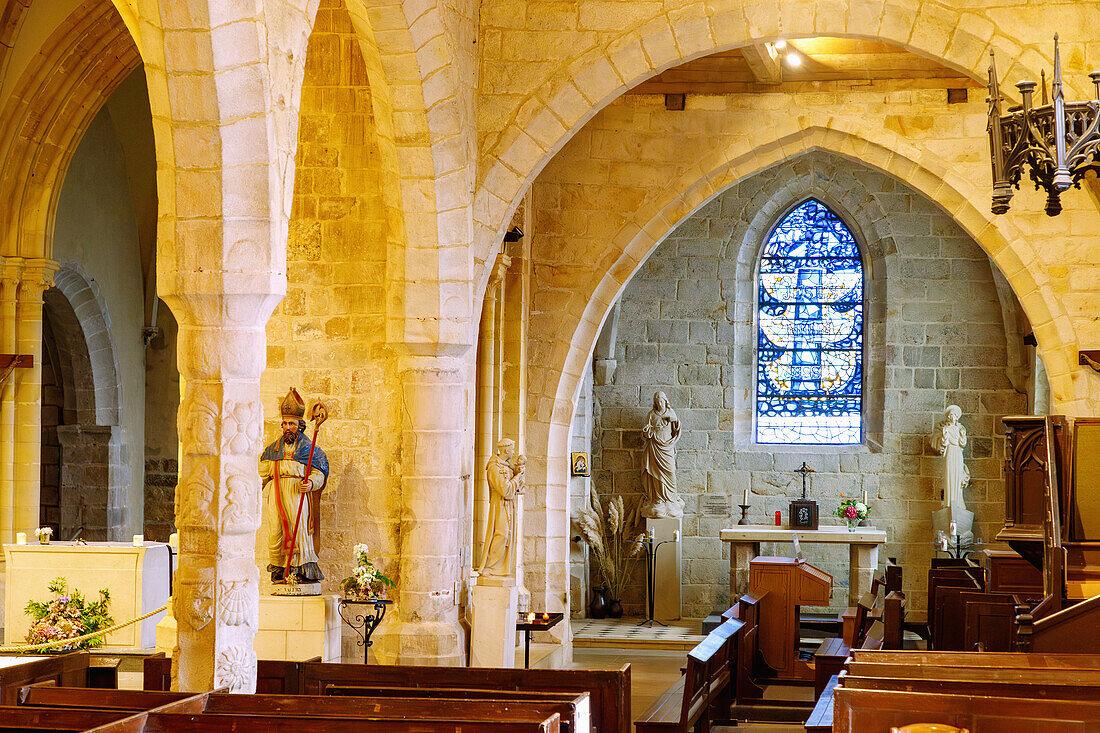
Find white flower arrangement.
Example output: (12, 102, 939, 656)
(341, 543, 395, 600)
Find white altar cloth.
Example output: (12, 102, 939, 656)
(3, 541, 171, 649)
(719, 525, 887, 606)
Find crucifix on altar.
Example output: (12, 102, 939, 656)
(789, 461, 819, 530)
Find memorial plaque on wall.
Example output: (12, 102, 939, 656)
(701, 493, 731, 517)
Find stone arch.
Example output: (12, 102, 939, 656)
(474, 1, 1055, 287)
(50, 263, 121, 427)
(41, 263, 129, 541)
(523, 125, 1076, 627)
(0, 0, 141, 259)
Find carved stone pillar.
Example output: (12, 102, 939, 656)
(376, 352, 468, 665)
(170, 295, 271, 692)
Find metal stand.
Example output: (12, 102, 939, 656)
(338, 598, 393, 663)
(638, 535, 677, 628)
(737, 504, 751, 525)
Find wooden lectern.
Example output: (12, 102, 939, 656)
(749, 556, 832, 681)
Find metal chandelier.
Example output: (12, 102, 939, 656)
(987, 36, 1100, 216)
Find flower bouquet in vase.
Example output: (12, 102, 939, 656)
(35, 527, 53, 545)
(340, 543, 395, 601)
(835, 498, 870, 531)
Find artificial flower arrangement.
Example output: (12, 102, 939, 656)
(25, 577, 113, 651)
(34, 527, 53, 544)
(835, 496, 870, 526)
(340, 543, 396, 600)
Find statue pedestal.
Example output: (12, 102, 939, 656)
(933, 506, 974, 548)
(156, 593, 340, 662)
(471, 577, 518, 667)
(646, 517, 682, 621)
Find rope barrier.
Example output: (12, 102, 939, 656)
(0, 603, 169, 653)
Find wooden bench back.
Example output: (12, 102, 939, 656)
(299, 662, 628, 733)
(143, 653, 314, 694)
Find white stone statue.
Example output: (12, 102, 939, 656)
(931, 405, 974, 547)
(477, 438, 526, 577)
(641, 391, 685, 519)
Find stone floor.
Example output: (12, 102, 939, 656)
(568, 646, 809, 732)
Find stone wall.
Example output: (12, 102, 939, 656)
(260, 0, 402, 627)
(591, 151, 1030, 618)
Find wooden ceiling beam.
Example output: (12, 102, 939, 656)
(741, 43, 783, 85)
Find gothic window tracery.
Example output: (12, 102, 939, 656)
(756, 199, 864, 444)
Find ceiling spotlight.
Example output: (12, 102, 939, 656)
(774, 39, 787, 50)
(785, 53, 802, 67)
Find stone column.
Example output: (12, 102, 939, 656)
(474, 275, 500, 567)
(13, 260, 56, 537)
(170, 296, 271, 693)
(0, 261, 19, 542)
(377, 353, 468, 665)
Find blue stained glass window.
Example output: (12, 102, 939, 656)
(756, 199, 863, 444)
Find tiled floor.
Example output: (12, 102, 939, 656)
(571, 617, 705, 650)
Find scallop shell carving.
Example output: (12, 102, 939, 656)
(218, 581, 252, 627)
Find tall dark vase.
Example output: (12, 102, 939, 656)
(589, 586, 609, 619)
(606, 598, 624, 618)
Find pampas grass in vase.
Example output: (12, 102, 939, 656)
(577, 492, 644, 602)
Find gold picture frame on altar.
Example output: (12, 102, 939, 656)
(570, 452, 590, 477)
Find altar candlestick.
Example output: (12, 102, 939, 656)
(168, 532, 179, 551)
(774, 510, 782, 526)
(743, 489, 748, 505)
(15, 533, 25, 545)
(133, 535, 144, 547)
(862, 490, 867, 504)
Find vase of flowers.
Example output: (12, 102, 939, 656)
(835, 497, 870, 531)
(35, 527, 53, 545)
(25, 577, 113, 651)
(340, 543, 396, 601)
(576, 493, 644, 614)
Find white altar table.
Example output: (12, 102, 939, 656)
(719, 525, 887, 606)
(3, 542, 171, 649)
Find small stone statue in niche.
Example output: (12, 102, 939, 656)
(259, 388, 329, 590)
(641, 391, 685, 519)
(931, 404, 974, 548)
(477, 438, 526, 577)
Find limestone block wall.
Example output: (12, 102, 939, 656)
(260, 0, 403, 632)
(590, 152, 1029, 618)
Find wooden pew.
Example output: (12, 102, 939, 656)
(804, 674, 837, 733)
(847, 649, 1100, 668)
(143, 653, 312, 694)
(1018, 592, 1100, 653)
(832, 685, 1100, 732)
(104, 713, 562, 732)
(0, 653, 90, 704)
(19, 686, 190, 710)
(314, 690, 589, 733)
(85, 690, 563, 733)
(634, 618, 740, 732)
(299, 662, 629, 733)
(0, 704, 129, 730)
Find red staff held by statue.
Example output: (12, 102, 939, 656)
(259, 389, 330, 586)
(285, 401, 327, 581)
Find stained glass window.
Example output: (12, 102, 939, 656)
(756, 199, 863, 444)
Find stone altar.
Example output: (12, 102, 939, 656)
(4, 541, 171, 649)
(719, 525, 886, 606)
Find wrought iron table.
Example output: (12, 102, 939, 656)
(337, 598, 393, 663)
(515, 612, 563, 669)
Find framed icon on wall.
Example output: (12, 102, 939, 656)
(570, 452, 590, 477)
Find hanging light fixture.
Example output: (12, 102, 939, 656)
(987, 36, 1100, 216)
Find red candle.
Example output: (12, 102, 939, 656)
(774, 510, 782, 526)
